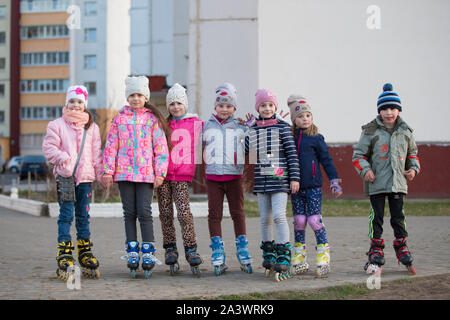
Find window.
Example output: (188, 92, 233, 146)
(0, 6, 6, 19)
(20, 25, 69, 40)
(20, 52, 70, 66)
(20, 106, 62, 120)
(84, 1, 97, 16)
(0, 32, 5, 44)
(0, 84, 4, 97)
(20, 134, 46, 149)
(84, 28, 97, 42)
(0, 111, 4, 123)
(20, 79, 69, 93)
(84, 55, 97, 69)
(84, 82, 96, 96)
(20, 0, 71, 13)
(0, 58, 5, 71)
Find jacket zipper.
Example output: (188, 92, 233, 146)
(312, 160, 316, 178)
(133, 110, 138, 176)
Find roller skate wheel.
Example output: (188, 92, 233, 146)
(275, 272, 281, 282)
(214, 265, 221, 276)
(144, 270, 152, 279)
(292, 263, 309, 275)
(240, 264, 252, 274)
(130, 269, 137, 279)
(191, 266, 201, 277)
(365, 263, 380, 275)
(407, 265, 416, 275)
(169, 263, 179, 276)
(265, 269, 272, 278)
(315, 265, 330, 278)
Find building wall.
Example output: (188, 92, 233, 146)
(19, 3, 70, 156)
(130, 0, 173, 83)
(188, 0, 258, 117)
(188, 0, 450, 197)
(258, 0, 450, 143)
(0, 0, 10, 162)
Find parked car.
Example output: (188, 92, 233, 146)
(19, 155, 48, 179)
(7, 156, 23, 173)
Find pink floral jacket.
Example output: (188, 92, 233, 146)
(103, 105, 169, 183)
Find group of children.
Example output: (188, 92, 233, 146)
(42, 77, 420, 281)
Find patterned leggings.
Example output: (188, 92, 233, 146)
(156, 180, 197, 248)
(291, 187, 328, 245)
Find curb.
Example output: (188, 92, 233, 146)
(0, 195, 229, 218)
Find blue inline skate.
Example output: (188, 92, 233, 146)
(274, 242, 293, 282)
(260, 241, 276, 277)
(126, 241, 140, 279)
(210, 236, 228, 276)
(141, 242, 157, 279)
(235, 235, 252, 274)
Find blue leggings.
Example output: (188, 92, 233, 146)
(291, 187, 328, 245)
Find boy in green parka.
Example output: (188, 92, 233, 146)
(352, 83, 420, 274)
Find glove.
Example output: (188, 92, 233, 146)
(330, 178, 343, 195)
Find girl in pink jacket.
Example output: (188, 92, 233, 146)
(102, 76, 170, 278)
(156, 83, 203, 276)
(42, 85, 103, 281)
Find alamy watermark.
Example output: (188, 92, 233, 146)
(66, 265, 81, 290)
(367, 5, 381, 30)
(366, 264, 382, 290)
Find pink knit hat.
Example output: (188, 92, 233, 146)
(255, 88, 278, 112)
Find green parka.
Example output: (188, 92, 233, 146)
(352, 115, 421, 195)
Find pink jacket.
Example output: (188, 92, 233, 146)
(166, 116, 203, 182)
(42, 117, 103, 185)
(103, 105, 169, 183)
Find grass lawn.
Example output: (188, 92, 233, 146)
(243, 199, 450, 217)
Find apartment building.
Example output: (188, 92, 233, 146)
(13, 0, 130, 156)
(0, 0, 10, 163)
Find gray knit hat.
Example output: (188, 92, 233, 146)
(125, 76, 150, 100)
(214, 82, 237, 109)
(287, 94, 312, 123)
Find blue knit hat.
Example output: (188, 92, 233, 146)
(377, 83, 402, 113)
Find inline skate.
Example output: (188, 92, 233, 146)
(291, 242, 309, 275)
(364, 238, 385, 275)
(125, 241, 140, 278)
(260, 241, 276, 277)
(274, 242, 293, 282)
(185, 244, 202, 276)
(235, 235, 252, 274)
(56, 241, 75, 281)
(315, 243, 330, 277)
(210, 236, 228, 276)
(141, 242, 158, 279)
(77, 239, 100, 279)
(393, 238, 416, 275)
(164, 242, 179, 276)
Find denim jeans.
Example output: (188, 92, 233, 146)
(57, 182, 92, 243)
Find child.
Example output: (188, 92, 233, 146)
(352, 83, 420, 275)
(42, 85, 103, 280)
(245, 88, 300, 281)
(287, 94, 343, 278)
(203, 82, 252, 276)
(102, 76, 170, 278)
(156, 83, 203, 276)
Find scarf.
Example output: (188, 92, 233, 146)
(63, 106, 89, 128)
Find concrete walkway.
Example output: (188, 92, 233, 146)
(0, 206, 448, 300)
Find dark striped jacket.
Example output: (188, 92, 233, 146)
(245, 116, 300, 194)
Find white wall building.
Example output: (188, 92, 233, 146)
(71, 0, 130, 110)
(129, 0, 189, 87)
(188, 0, 450, 143)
